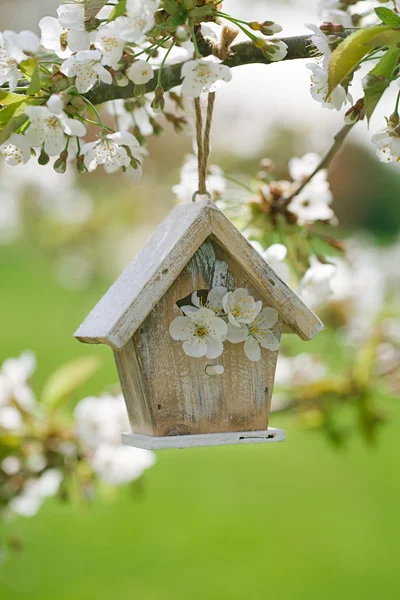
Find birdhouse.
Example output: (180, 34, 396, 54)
(75, 198, 323, 449)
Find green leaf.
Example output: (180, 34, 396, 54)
(328, 25, 392, 93)
(0, 91, 27, 106)
(374, 7, 400, 26)
(108, 0, 127, 21)
(188, 6, 215, 19)
(41, 356, 102, 409)
(19, 57, 38, 81)
(0, 113, 29, 145)
(0, 100, 28, 128)
(26, 65, 41, 95)
(163, 0, 182, 17)
(363, 47, 400, 122)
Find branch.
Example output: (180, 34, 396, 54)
(283, 122, 355, 205)
(86, 31, 351, 105)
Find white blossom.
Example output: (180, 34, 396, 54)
(113, 0, 160, 45)
(61, 49, 112, 93)
(81, 131, 145, 175)
(9, 469, 62, 518)
(288, 174, 334, 224)
(222, 288, 262, 328)
(127, 59, 154, 84)
(275, 353, 327, 387)
(91, 444, 155, 485)
(24, 95, 86, 156)
(1, 456, 21, 475)
(263, 244, 290, 283)
(95, 21, 127, 69)
(181, 56, 232, 98)
(0, 351, 36, 409)
(0, 134, 31, 166)
(40, 6, 90, 56)
(318, 2, 353, 27)
(0, 405, 23, 430)
(306, 24, 332, 69)
(169, 307, 227, 359)
(172, 154, 226, 203)
(0, 29, 40, 91)
(0, 32, 20, 91)
(298, 256, 336, 307)
(372, 123, 400, 164)
(74, 393, 131, 449)
(307, 63, 349, 111)
(226, 307, 280, 361)
(264, 39, 288, 62)
(289, 152, 320, 181)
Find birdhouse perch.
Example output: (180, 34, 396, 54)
(75, 198, 323, 450)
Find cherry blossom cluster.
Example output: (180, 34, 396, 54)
(0, 352, 155, 519)
(307, 3, 400, 164)
(0, 0, 287, 177)
(169, 287, 280, 362)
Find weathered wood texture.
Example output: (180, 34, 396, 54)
(75, 200, 212, 349)
(75, 199, 323, 349)
(119, 238, 282, 437)
(122, 428, 285, 450)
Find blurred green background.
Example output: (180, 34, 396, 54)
(1, 1, 400, 599)
(1, 244, 399, 599)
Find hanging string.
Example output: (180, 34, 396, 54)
(193, 91, 215, 201)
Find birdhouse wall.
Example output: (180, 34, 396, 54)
(114, 237, 282, 437)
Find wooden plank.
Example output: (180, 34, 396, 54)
(122, 428, 285, 450)
(133, 238, 281, 436)
(75, 200, 213, 349)
(209, 203, 324, 341)
(113, 342, 156, 436)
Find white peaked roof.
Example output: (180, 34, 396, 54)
(75, 198, 323, 350)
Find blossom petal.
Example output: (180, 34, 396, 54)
(244, 336, 261, 362)
(63, 117, 86, 137)
(208, 316, 228, 339)
(182, 337, 207, 358)
(205, 338, 224, 359)
(207, 286, 227, 312)
(226, 322, 248, 344)
(257, 331, 280, 352)
(256, 307, 279, 329)
(169, 316, 192, 341)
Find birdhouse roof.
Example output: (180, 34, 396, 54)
(75, 198, 323, 350)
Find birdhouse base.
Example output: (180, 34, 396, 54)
(121, 428, 285, 450)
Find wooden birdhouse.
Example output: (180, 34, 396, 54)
(75, 198, 323, 449)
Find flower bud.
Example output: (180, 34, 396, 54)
(389, 112, 400, 127)
(249, 21, 262, 31)
(253, 37, 267, 50)
(51, 73, 70, 93)
(344, 98, 364, 124)
(259, 158, 276, 172)
(151, 86, 165, 113)
(175, 25, 191, 43)
(116, 73, 129, 87)
(38, 147, 50, 166)
(53, 150, 68, 174)
(149, 117, 163, 136)
(134, 84, 146, 98)
(76, 155, 86, 174)
(260, 21, 283, 35)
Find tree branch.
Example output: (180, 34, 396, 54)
(86, 32, 350, 105)
(283, 122, 356, 205)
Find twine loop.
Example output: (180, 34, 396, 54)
(192, 91, 215, 201)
